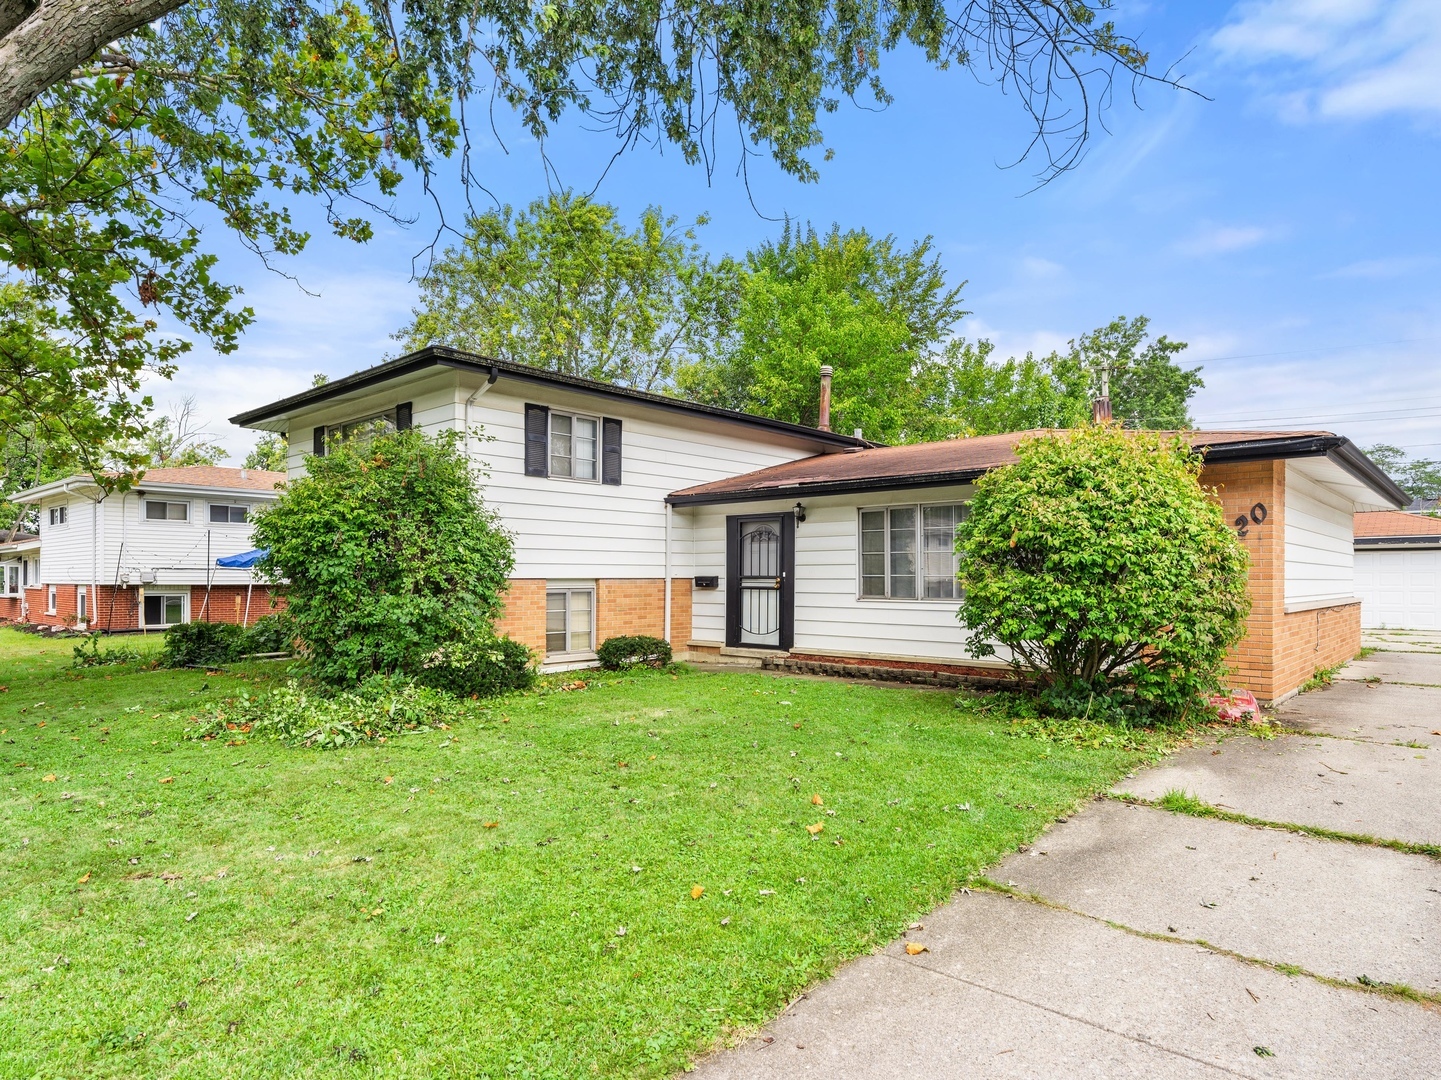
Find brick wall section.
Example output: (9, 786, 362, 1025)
(493, 579, 549, 658)
(187, 585, 285, 626)
(494, 577, 691, 665)
(1201, 459, 1360, 701)
(596, 579, 666, 641)
(7, 584, 282, 631)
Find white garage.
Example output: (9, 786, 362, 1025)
(1355, 512, 1441, 630)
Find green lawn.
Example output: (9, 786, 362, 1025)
(2, 629, 1152, 1078)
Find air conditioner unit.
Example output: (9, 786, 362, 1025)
(139, 570, 157, 584)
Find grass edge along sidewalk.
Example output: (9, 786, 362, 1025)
(3, 629, 1174, 1078)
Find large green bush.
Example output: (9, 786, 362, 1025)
(416, 627, 536, 698)
(957, 425, 1250, 720)
(596, 634, 673, 670)
(251, 428, 516, 686)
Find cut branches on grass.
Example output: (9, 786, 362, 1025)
(0, 627, 1177, 1078)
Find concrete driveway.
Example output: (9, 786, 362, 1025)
(691, 648, 1441, 1079)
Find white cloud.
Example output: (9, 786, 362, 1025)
(1320, 254, 1438, 278)
(1176, 224, 1271, 256)
(1214, 0, 1441, 122)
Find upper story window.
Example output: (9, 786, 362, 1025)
(48, 505, 67, 527)
(859, 503, 969, 600)
(524, 403, 622, 485)
(313, 401, 412, 456)
(549, 412, 599, 481)
(209, 503, 250, 524)
(145, 500, 190, 522)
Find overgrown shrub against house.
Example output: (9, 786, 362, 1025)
(957, 424, 1250, 721)
(252, 428, 531, 693)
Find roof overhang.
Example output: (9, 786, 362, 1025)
(230, 345, 871, 451)
(667, 431, 1411, 509)
(1356, 536, 1441, 549)
(11, 478, 281, 503)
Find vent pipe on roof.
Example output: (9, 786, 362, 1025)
(818, 364, 833, 432)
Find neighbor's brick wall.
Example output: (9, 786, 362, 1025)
(1201, 459, 1360, 701)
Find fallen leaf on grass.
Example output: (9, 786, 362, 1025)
(77, 872, 91, 884)
(905, 943, 928, 955)
(811, 793, 823, 806)
(805, 823, 824, 835)
(691, 885, 705, 899)
(42, 774, 56, 782)
(185, 911, 198, 922)
(159, 777, 174, 785)
(482, 821, 499, 829)
(383, 777, 394, 785)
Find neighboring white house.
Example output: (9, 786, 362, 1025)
(8, 466, 286, 631)
(0, 531, 41, 623)
(232, 347, 1408, 699)
(1355, 510, 1441, 631)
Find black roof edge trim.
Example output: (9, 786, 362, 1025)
(231, 345, 869, 449)
(1355, 535, 1441, 547)
(667, 469, 989, 507)
(1325, 442, 1410, 508)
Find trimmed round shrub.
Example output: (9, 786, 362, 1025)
(957, 425, 1250, 720)
(416, 629, 536, 698)
(596, 634, 673, 670)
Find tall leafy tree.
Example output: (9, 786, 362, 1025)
(130, 395, 228, 467)
(1, 1, 1179, 482)
(675, 223, 969, 443)
(243, 435, 289, 472)
(1366, 445, 1441, 505)
(1074, 315, 1201, 428)
(397, 193, 712, 389)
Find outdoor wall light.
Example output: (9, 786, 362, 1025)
(793, 501, 807, 524)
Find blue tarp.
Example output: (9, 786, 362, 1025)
(216, 548, 267, 569)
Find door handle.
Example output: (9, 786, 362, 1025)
(774, 577, 782, 588)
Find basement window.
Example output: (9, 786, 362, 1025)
(545, 588, 594, 655)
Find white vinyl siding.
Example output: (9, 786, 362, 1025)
(1285, 461, 1356, 608)
(686, 485, 981, 661)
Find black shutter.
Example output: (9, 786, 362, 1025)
(312, 426, 325, 457)
(601, 417, 623, 486)
(524, 403, 549, 477)
(395, 402, 413, 431)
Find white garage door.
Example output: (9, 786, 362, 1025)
(1356, 548, 1441, 630)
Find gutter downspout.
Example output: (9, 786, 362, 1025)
(664, 503, 673, 645)
(463, 366, 500, 465)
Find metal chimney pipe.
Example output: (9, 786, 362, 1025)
(818, 364, 833, 432)
(1092, 396, 1113, 424)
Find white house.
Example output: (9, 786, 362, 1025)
(8, 466, 286, 631)
(1354, 510, 1441, 630)
(233, 347, 1407, 700)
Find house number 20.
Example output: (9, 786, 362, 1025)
(1234, 502, 1267, 538)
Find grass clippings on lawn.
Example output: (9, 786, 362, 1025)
(1, 629, 1163, 1078)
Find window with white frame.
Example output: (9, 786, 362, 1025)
(859, 503, 969, 599)
(545, 588, 594, 654)
(548, 412, 599, 481)
(48, 505, 67, 527)
(47, 585, 57, 614)
(143, 592, 187, 627)
(145, 500, 189, 522)
(2, 563, 17, 596)
(77, 586, 87, 622)
(209, 503, 250, 524)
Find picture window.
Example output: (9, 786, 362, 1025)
(859, 503, 968, 600)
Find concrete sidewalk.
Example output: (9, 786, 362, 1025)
(690, 649, 1441, 1078)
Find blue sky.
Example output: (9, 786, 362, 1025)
(168, 0, 1441, 464)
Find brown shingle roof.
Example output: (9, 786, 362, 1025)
(1355, 511, 1441, 539)
(136, 467, 285, 491)
(667, 430, 1343, 504)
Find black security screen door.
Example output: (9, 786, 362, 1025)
(725, 514, 794, 649)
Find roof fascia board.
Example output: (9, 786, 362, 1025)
(1324, 443, 1409, 508)
(231, 347, 866, 450)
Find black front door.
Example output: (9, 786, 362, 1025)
(725, 514, 794, 649)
